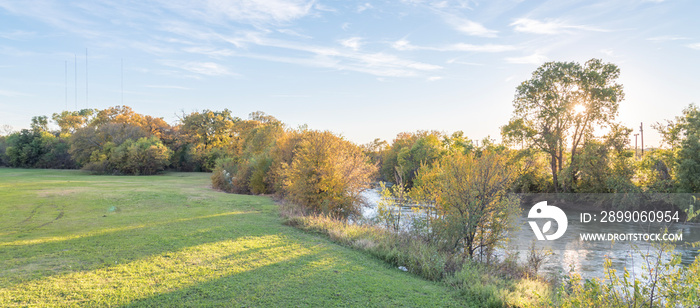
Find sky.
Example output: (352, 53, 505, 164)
(1, 0, 699, 147)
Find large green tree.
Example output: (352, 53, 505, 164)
(502, 59, 624, 192)
(655, 104, 700, 192)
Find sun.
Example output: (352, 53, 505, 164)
(573, 104, 586, 115)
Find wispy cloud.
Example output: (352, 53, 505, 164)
(0, 1, 103, 39)
(144, 85, 192, 90)
(238, 49, 441, 77)
(339, 37, 363, 51)
(0, 30, 36, 40)
(160, 60, 235, 77)
(357, 3, 373, 13)
(600, 49, 615, 57)
(183, 46, 237, 57)
(647, 35, 688, 42)
(159, 0, 316, 25)
(0, 89, 31, 97)
(510, 18, 607, 35)
(277, 28, 312, 39)
(446, 58, 484, 66)
(401, 0, 475, 10)
(688, 43, 700, 51)
(505, 52, 548, 65)
(446, 16, 498, 37)
(208, 34, 442, 77)
(392, 39, 516, 52)
(270, 94, 311, 98)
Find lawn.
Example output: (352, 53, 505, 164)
(0, 168, 469, 307)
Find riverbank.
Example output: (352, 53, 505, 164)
(281, 201, 553, 307)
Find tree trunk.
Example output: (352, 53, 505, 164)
(570, 147, 577, 191)
(550, 154, 559, 193)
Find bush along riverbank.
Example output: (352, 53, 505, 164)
(280, 200, 700, 307)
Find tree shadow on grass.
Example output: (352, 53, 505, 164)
(0, 210, 285, 288)
(119, 242, 468, 308)
(2, 209, 468, 307)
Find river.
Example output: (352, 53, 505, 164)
(360, 189, 700, 279)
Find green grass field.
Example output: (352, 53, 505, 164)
(0, 168, 469, 307)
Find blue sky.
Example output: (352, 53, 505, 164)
(1, 0, 699, 146)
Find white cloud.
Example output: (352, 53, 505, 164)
(240, 51, 440, 77)
(401, 0, 475, 10)
(159, 0, 316, 25)
(688, 43, 700, 50)
(392, 39, 412, 51)
(277, 28, 312, 38)
(209, 0, 314, 23)
(447, 43, 516, 52)
(211, 33, 443, 77)
(357, 3, 373, 13)
(339, 37, 363, 51)
(183, 46, 236, 57)
(511, 18, 562, 34)
(0, 30, 36, 40)
(510, 18, 607, 35)
(446, 16, 498, 37)
(313, 3, 336, 12)
(183, 62, 233, 76)
(392, 39, 516, 52)
(505, 53, 548, 65)
(145, 85, 192, 90)
(427, 76, 443, 81)
(0, 89, 30, 97)
(600, 49, 614, 57)
(446, 58, 483, 66)
(160, 60, 235, 76)
(647, 35, 688, 42)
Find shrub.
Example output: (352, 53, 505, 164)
(555, 242, 700, 307)
(211, 157, 247, 193)
(83, 136, 170, 175)
(411, 150, 519, 258)
(4, 130, 75, 169)
(278, 130, 377, 219)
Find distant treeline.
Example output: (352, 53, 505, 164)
(1, 103, 698, 199)
(2, 59, 700, 216)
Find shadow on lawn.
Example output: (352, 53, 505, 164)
(0, 210, 275, 287)
(118, 243, 466, 308)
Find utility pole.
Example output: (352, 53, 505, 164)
(640, 122, 644, 157)
(634, 133, 639, 159)
(65, 60, 68, 110)
(74, 54, 77, 111)
(121, 58, 124, 105)
(86, 48, 88, 108)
